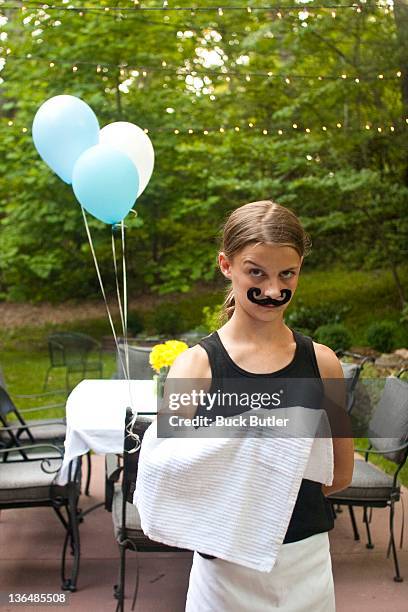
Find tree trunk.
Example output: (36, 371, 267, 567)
(393, 0, 408, 186)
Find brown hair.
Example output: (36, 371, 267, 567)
(219, 200, 312, 322)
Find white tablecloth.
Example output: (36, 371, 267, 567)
(57, 379, 157, 485)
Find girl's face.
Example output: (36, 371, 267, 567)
(219, 242, 303, 321)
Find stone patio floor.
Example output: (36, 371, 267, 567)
(0, 455, 407, 612)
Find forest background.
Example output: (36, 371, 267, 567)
(0, 0, 407, 346)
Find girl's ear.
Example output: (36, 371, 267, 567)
(218, 252, 232, 279)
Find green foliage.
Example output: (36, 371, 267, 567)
(285, 302, 349, 336)
(150, 304, 187, 337)
(202, 304, 225, 332)
(127, 310, 144, 336)
(0, 2, 407, 302)
(366, 321, 397, 353)
(314, 323, 352, 352)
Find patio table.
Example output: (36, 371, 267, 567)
(56, 379, 157, 485)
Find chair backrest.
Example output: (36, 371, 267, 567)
(48, 332, 100, 366)
(340, 361, 361, 414)
(0, 385, 16, 419)
(123, 409, 153, 504)
(0, 385, 34, 445)
(116, 344, 153, 380)
(0, 366, 6, 389)
(368, 375, 408, 464)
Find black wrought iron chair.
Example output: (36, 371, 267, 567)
(0, 384, 93, 496)
(0, 434, 82, 591)
(44, 332, 103, 392)
(327, 368, 408, 582)
(335, 350, 375, 415)
(106, 409, 186, 612)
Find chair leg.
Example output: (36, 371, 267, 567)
(114, 541, 127, 612)
(43, 366, 52, 391)
(85, 452, 92, 496)
(363, 506, 374, 549)
(348, 505, 360, 541)
(61, 489, 81, 592)
(388, 501, 403, 582)
(131, 554, 140, 611)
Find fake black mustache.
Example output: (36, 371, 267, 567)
(247, 287, 292, 307)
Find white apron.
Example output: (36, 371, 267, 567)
(185, 531, 335, 612)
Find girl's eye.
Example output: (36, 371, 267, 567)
(249, 268, 264, 277)
(280, 271, 295, 279)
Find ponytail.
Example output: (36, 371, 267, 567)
(220, 286, 235, 322)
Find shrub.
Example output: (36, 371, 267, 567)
(127, 310, 144, 336)
(314, 323, 352, 352)
(151, 304, 186, 337)
(202, 304, 225, 332)
(285, 302, 349, 335)
(366, 321, 397, 353)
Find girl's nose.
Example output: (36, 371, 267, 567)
(264, 283, 283, 300)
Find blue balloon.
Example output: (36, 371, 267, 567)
(32, 95, 99, 184)
(72, 144, 139, 225)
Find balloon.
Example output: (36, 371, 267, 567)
(32, 95, 99, 184)
(100, 121, 154, 197)
(72, 144, 139, 225)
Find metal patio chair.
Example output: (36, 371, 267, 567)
(327, 368, 408, 582)
(0, 435, 82, 591)
(105, 409, 186, 612)
(0, 384, 93, 496)
(115, 343, 153, 380)
(44, 332, 103, 392)
(335, 350, 375, 415)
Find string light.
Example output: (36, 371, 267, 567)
(3, 56, 401, 84)
(1, 3, 379, 14)
(7, 117, 406, 136)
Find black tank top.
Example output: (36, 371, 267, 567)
(195, 327, 334, 559)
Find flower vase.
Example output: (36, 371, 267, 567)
(157, 367, 168, 399)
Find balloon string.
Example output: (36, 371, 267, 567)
(111, 228, 128, 379)
(80, 206, 127, 381)
(121, 220, 130, 381)
(120, 221, 136, 416)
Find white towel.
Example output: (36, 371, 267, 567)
(134, 406, 333, 572)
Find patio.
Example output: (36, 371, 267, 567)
(0, 454, 407, 612)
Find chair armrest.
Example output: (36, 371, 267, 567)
(354, 442, 408, 455)
(18, 404, 66, 415)
(13, 389, 67, 399)
(0, 442, 64, 471)
(3, 420, 66, 429)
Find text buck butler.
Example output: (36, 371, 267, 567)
(167, 414, 291, 428)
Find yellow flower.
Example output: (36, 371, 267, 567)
(149, 340, 189, 374)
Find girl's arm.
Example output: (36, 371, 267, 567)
(315, 344, 355, 496)
(163, 345, 211, 420)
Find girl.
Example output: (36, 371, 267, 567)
(167, 200, 354, 612)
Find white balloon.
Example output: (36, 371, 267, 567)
(100, 121, 154, 197)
